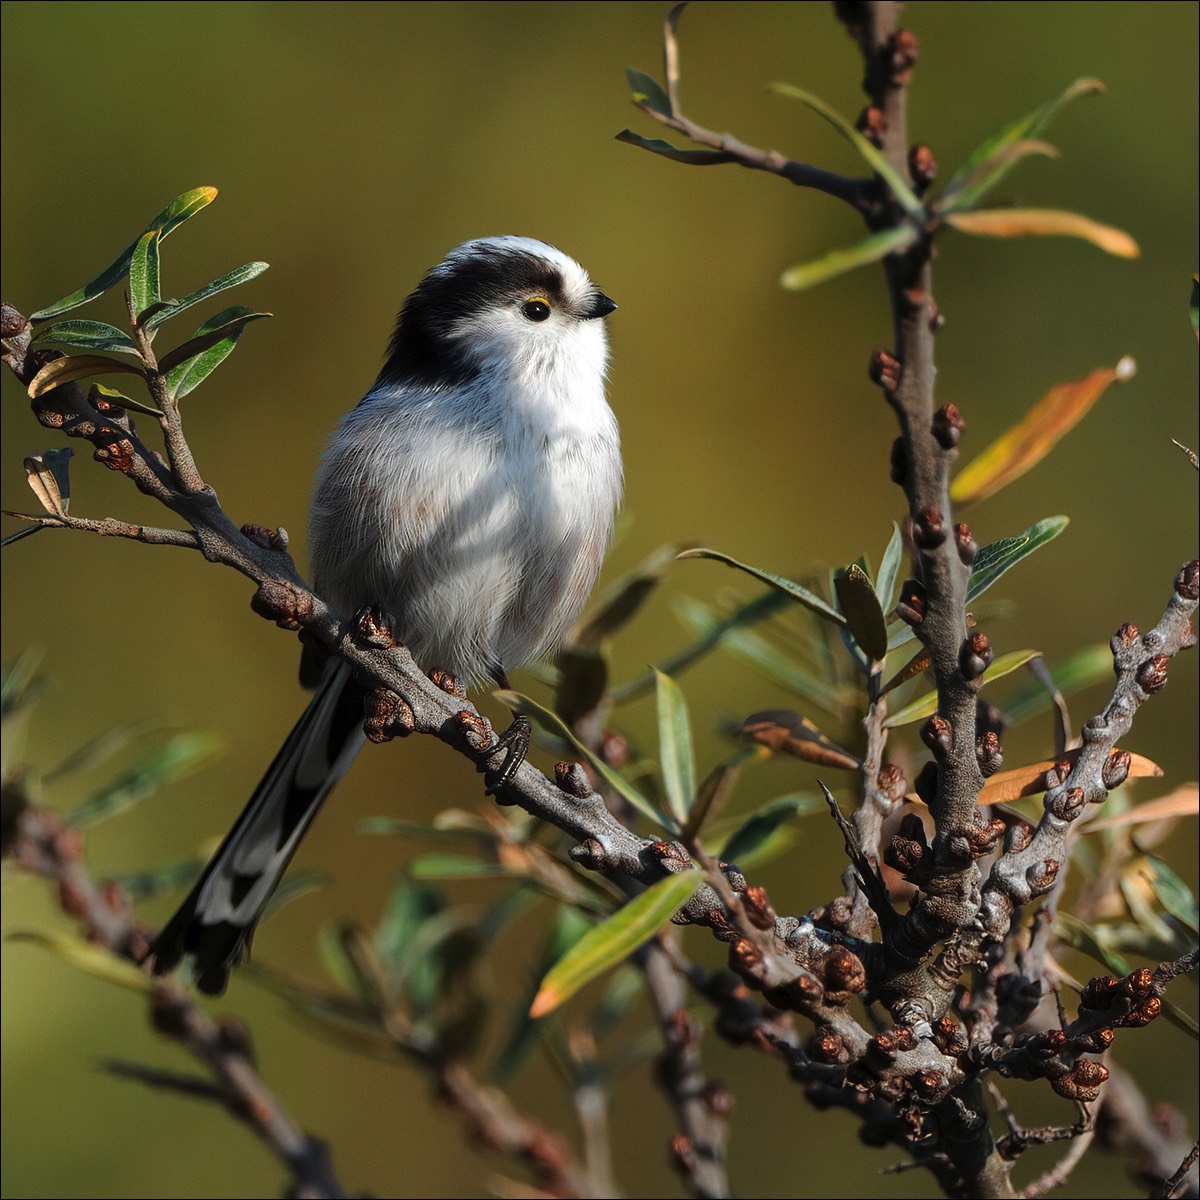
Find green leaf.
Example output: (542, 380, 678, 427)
(129, 231, 161, 319)
(610, 590, 791, 705)
(30, 187, 219, 321)
(143, 261, 270, 332)
(941, 79, 1103, 211)
(781, 224, 920, 292)
(615, 129, 735, 165)
(317, 921, 385, 1010)
(683, 745, 761, 842)
(769, 83, 924, 217)
(31, 320, 140, 357)
(27, 354, 145, 399)
(407, 855, 510, 881)
(163, 306, 271, 399)
(495, 690, 670, 830)
(967, 517, 1069, 604)
(357, 816, 489, 842)
(654, 670, 696, 825)
(67, 732, 218, 827)
(577, 542, 693, 648)
(882, 650, 1043, 728)
(374, 879, 443, 975)
(1141, 855, 1200, 934)
(626, 67, 672, 116)
(875, 522, 904, 618)
(88, 383, 163, 418)
(937, 140, 1059, 213)
(530, 871, 703, 1017)
(945, 208, 1139, 259)
(718, 793, 824, 864)
(677, 548, 845, 626)
(834, 563, 888, 662)
(7, 930, 152, 993)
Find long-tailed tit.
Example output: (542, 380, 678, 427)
(150, 237, 621, 994)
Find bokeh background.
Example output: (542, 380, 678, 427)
(2, 3, 1196, 1197)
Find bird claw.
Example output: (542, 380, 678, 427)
(484, 714, 531, 795)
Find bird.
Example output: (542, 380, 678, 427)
(149, 236, 622, 994)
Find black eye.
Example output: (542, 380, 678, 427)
(522, 298, 551, 322)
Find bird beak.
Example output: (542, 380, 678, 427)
(584, 292, 617, 320)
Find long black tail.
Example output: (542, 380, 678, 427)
(149, 661, 365, 994)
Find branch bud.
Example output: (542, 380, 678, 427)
(1101, 749, 1131, 791)
(741, 885, 777, 931)
(857, 106, 887, 147)
(889, 29, 920, 82)
(1176, 559, 1200, 601)
(920, 714, 953, 757)
(931, 403, 965, 449)
(1136, 654, 1170, 695)
(976, 730, 1003, 777)
(909, 145, 937, 193)
(913, 505, 947, 548)
(954, 523, 978, 566)
(959, 631, 994, 681)
(1048, 787, 1085, 822)
(554, 761, 593, 798)
(896, 579, 926, 627)
(869, 348, 901, 391)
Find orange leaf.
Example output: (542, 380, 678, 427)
(945, 207, 1140, 258)
(977, 748, 1162, 806)
(739, 709, 861, 770)
(952, 357, 1136, 506)
(1083, 784, 1199, 833)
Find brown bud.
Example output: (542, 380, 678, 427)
(1122, 967, 1155, 998)
(250, 579, 312, 631)
(352, 602, 399, 648)
(920, 714, 953, 757)
(897, 579, 926, 627)
(824, 946, 867, 995)
(892, 1024, 917, 1052)
(93, 436, 135, 473)
(1176, 559, 1200, 601)
(869, 1030, 899, 1061)
(1111, 622, 1139, 656)
(649, 840, 690, 867)
(909, 144, 937, 192)
(886, 834, 925, 876)
(928, 298, 945, 332)
(1004, 820, 1034, 853)
(933, 1016, 967, 1056)
(665, 1008, 700, 1049)
(1121, 996, 1162, 1027)
(1101, 749, 1131, 791)
(792, 973, 825, 1006)
(669, 1133, 696, 1175)
(1079, 975, 1119, 1011)
(430, 668, 465, 698)
(890, 29, 920, 80)
(976, 730, 1003, 777)
(1051, 1059, 1108, 1102)
(1, 301, 29, 338)
(870, 348, 901, 391)
(362, 688, 415, 743)
(742, 885, 777, 931)
(810, 1025, 850, 1064)
(1136, 654, 1170, 695)
(452, 709, 491, 753)
(857, 105, 887, 147)
(966, 810, 1005, 856)
(1075, 1027, 1115, 1053)
(706, 908, 739, 943)
(1044, 758, 1073, 790)
(1048, 787, 1086, 822)
(729, 937, 764, 980)
(876, 762, 906, 801)
(703, 1082, 735, 1116)
(1025, 858, 1060, 892)
(913, 505, 948, 548)
(600, 731, 630, 769)
(912, 1069, 946, 1100)
(721, 861, 748, 893)
(959, 631, 994, 680)
(932, 403, 965, 449)
(954, 523, 978, 567)
(889, 437, 907, 486)
(240, 523, 289, 552)
(554, 761, 593, 798)
(570, 838, 614, 870)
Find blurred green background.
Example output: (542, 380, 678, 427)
(2, 3, 1196, 1197)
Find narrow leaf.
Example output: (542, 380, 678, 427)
(7, 931, 152, 993)
(880, 645, 932, 698)
(781, 225, 919, 292)
(655, 670, 695, 825)
(834, 563, 888, 662)
(876, 522, 904, 618)
(27, 355, 144, 399)
(719, 794, 824, 863)
(946, 208, 1139, 259)
(129, 231, 161, 318)
(158, 306, 271, 375)
(88, 383, 162, 418)
(495, 690, 670, 829)
(677, 548, 845, 625)
(626, 67, 673, 117)
(577, 542, 695, 648)
(952, 360, 1136, 506)
(530, 871, 703, 1017)
(31, 320, 140, 357)
(941, 78, 1103, 209)
(1003, 645, 1113, 725)
(769, 83, 924, 217)
(739, 710, 860, 769)
(967, 517, 1069, 603)
(143, 261, 270, 332)
(939, 140, 1059, 212)
(406, 855, 509, 881)
(882, 650, 1043, 728)
(1190, 275, 1199, 339)
(615, 129, 735, 166)
(1140, 855, 1200, 933)
(976, 749, 1162, 806)
(682, 745, 762, 842)
(30, 187, 219, 321)
(23, 448, 73, 517)
(1083, 785, 1199, 834)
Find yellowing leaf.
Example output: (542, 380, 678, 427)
(27, 355, 145, 399)
(976, 749, 1162, 806)
(1083, 784, 1199, 833)
(530, 871, 703, 1018)
(952, 360, 1136, 506)
(739, 710, 860, 770)
(946, 208, 1139, 258)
